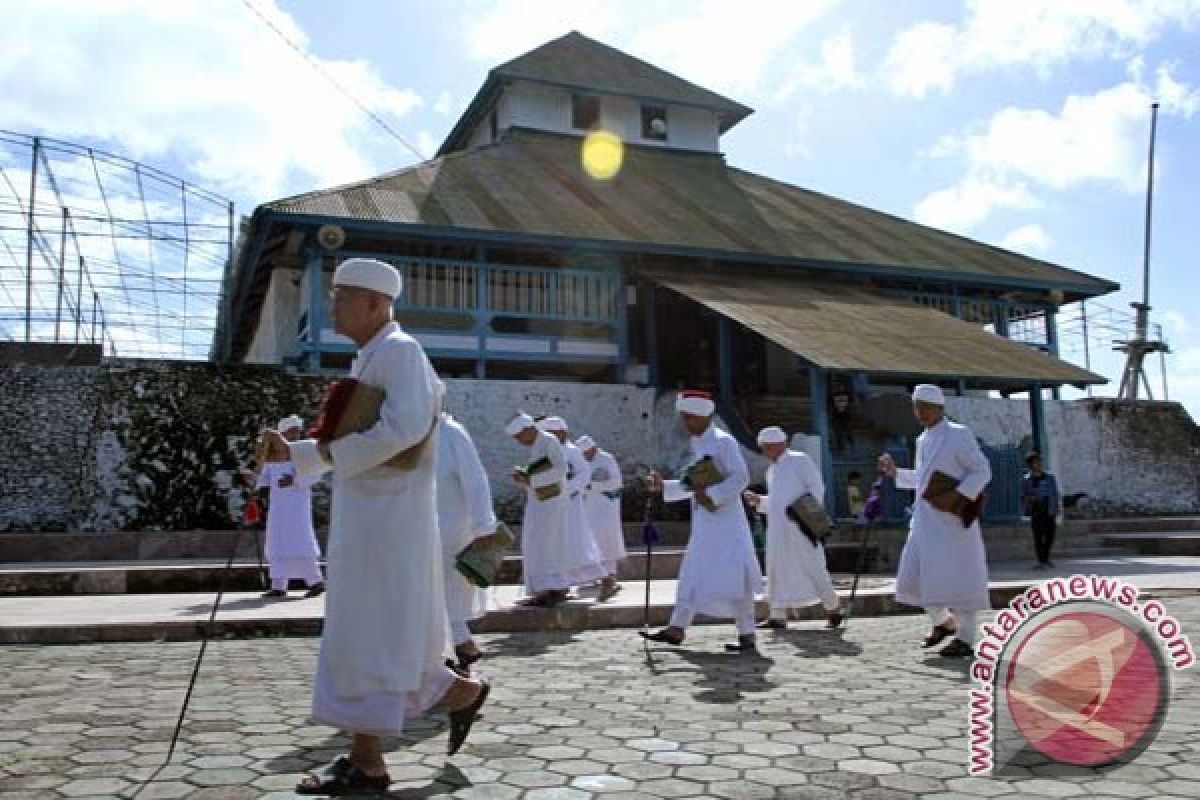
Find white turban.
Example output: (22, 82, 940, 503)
(675, 391, 715, 417)
(276, 415, 303, 433)
(576, 435, 596, 451)
(756, 426, 787, 445)
(537, 416, 567, 432)
(912, 384, 946, 405)
(333, 257, 402, 299)
(504, 412, 535, 436)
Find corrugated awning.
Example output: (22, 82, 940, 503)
(648, 270, 1105, 388)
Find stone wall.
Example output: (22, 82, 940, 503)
(2, 360, 1196, 532)
(946, 396, 1200, 515)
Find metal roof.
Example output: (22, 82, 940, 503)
(648, 268, 1105, 388)
(266, 128, 1117, 297)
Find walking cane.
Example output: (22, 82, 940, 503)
(641, 495, 660, 632)
(844, 476, 885, 624)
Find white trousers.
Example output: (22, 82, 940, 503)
(450, 618, 473, 646)
(670, 596, 757, 636)
(927, 606, 979, 646)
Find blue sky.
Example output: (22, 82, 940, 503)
(2, 0, 1198, 418)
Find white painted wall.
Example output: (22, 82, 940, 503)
(244, 268, 303, 364)
(475, 79, 720, 153)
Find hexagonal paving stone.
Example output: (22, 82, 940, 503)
(638, 777, 707, 797)
(571, 774, 637, 792)
(185, 767, 261, 787)
(627, 738, 680, 752)
(58, 777, 132, 796)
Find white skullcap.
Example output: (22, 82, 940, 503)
(333, 258, 402, 299)
(276, 415, 303, 432)
(537, 416, 567, 432)
(576, 435, 596, 451)
(504, 412, 535, 436)
(675, 391, 715, 417)
(912, 384, 946, 405)
(756, 426, 787, 445)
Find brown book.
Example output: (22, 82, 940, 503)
(310, 378, 439, 470)
(786, 493, 833, 547)
(922, 470, 987, 527)
(455, 521, 515, 588)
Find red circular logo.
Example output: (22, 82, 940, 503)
(1004, 609, 1166, 766)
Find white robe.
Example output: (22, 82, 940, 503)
(894, 418, 992, 611)
(291, 321, 450, 735)
(255, 461, 322, 583)
(519, 432, 605, 593)
(662, 425, 763, 618)
(436, 415, 495, 631)
(564, 440, 605, 579)
(759, 451, 838, 611)
(584, 449, 626, 574)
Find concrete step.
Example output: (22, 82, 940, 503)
(1102, 532, 1200, 556)
(1079, 517, 1200, 534)
(0, 541, 885, 596)
(3, 554, 1198, 644)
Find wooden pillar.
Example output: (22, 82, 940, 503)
(644, 280, 658, 387)
(306, 249, 322, 373)
(718, 315, 734, 407)
(475, 247, 488, 379)
(1029, 383, 1048, 457)
(809, 367, 835, 512)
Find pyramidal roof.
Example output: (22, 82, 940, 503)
(438, 31, 753, 155)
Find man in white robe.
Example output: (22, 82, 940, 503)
(437, 413, 496, 668)
(641, 391, 764, 653)
(507, 413, 604, 606)
(538, 417, 606, 592)
(879, 384, 992, 658)
(255, 415, 325, 599)
(744, 426, 843, 630)
(266, 258, 489, 795)
(578, 435, 626, 602)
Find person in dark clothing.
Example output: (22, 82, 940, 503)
(1021, 452, 1061, 569)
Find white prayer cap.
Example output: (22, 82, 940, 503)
(333, 258, 402, 299)
(504, 412, 535, 436)
(576, 435, 596, 451)
(537, 416, 568, 432)
(675, 390, 715, 417)
(912, 384, 946, 405)
(276, 415, 303, 432)
(756, 426, 787, 445)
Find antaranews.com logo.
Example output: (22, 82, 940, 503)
(968, 575, 1194, 775)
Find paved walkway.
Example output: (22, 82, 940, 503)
(2, 597, 1199, 799)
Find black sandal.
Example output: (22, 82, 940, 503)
(455, 647, 483, 670)
(296, 762, 390, 795)
(638, 628, 684, 645)
(447, 679, 490, 755)
(922, 623, 957, 649)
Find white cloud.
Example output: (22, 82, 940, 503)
(461, 0, 841, 100)
(913, 176, 1040, 232)
(782, 106, 814, 160)
(915, 63, 1199, 232)
(885, 0, 1200, 97)
(0, 0, 423, 203)
(999, 224, 1054, 253)
(773, 29, 864, 102)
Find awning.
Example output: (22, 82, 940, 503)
(647, 269, 1105, 388)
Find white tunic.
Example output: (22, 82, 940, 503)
(255, 461, 320, 565)
(759, 450, 838, 609)
(291, 321, 449, 735)
(662, 425, 763, 617)
(584, 449, 627, 573)
(894, 418, 992, 611)
(564, 440, 605, 577)
(519, 432, 605, 592)
(436, 415, 496, 627)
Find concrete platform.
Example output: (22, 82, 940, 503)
(2, 555, 1197, 644)
(1103, 531, 1200, 556)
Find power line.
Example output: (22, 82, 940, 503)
(237, 0, 428, 163)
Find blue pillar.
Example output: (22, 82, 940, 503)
(1029, 383, 1048, 457)
(809, 367, 835, 512)
(306, 249, 322, 373)
(644, 281, 658, 387)
(1046, 307, 1061, 399)
(475, 248, 487, 379)
(995, 302, 1010, 339)
(615, 264, 629, 382)
(717, 315, 734, 407)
